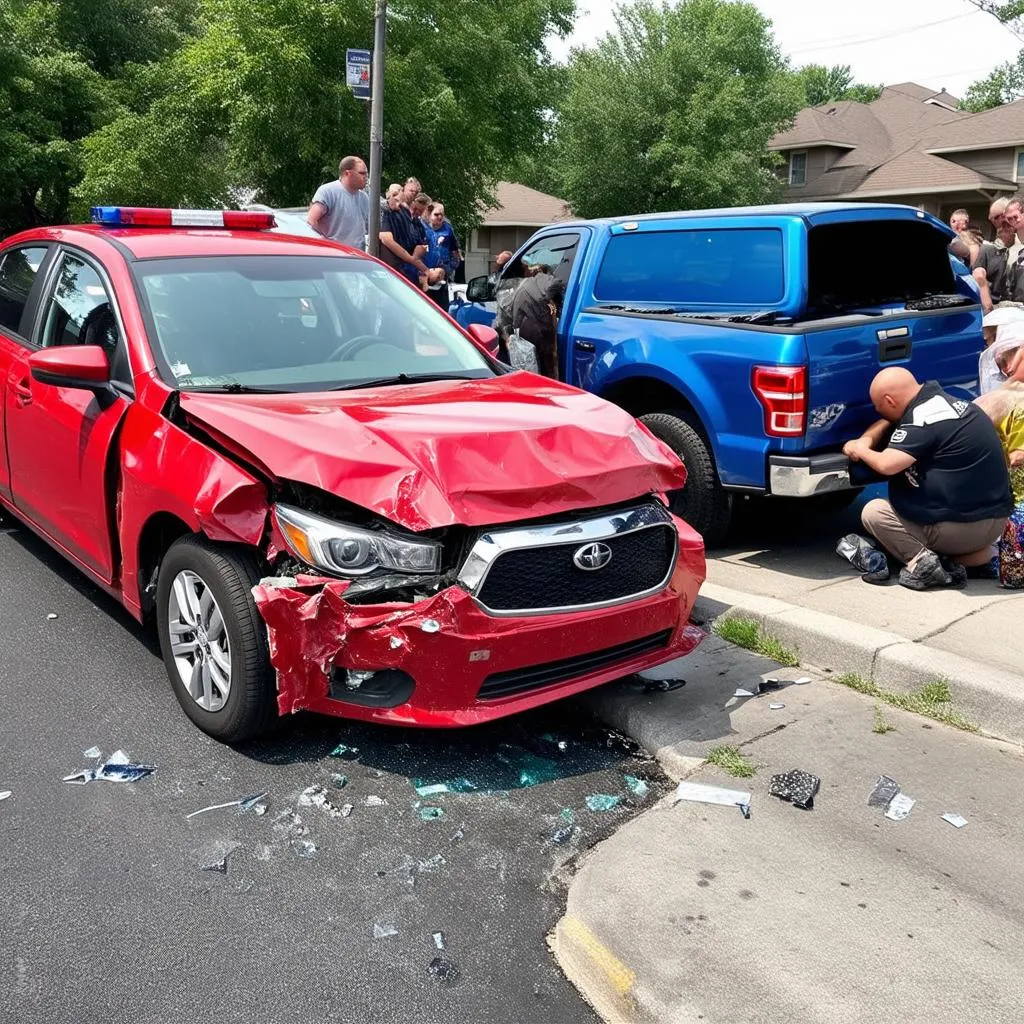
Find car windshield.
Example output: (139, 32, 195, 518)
(132, 255, 494, 392)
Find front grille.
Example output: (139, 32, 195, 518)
(478, 629, 672, 700)
(475, 524, 676, 613)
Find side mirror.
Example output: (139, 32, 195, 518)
(30, 345, 111, 391)
(466, 323, 499, 357)
(466, 275, 494, 303)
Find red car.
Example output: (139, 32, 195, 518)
(0, 207, 706, 742)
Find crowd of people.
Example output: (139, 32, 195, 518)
(306, 156, 463, 310)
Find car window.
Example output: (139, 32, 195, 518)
(593, 228, 785, 306)
(132, 255, 495, 393)
(505, 233, 580, 288)
(40, 253, 121, 356)
(0, 246, 48, 336)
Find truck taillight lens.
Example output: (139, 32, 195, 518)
(752, 366, 807, 437)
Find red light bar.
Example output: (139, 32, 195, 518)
(90, 206, 276, 230)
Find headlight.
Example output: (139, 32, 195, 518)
(273, 504, 442, 577)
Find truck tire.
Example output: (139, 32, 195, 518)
(156, 535, 278, 743)
(640, 412, 732, 547)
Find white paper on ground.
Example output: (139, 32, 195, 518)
(942, 812, 968, 828)
(673, 781, 752, 810)
(884, 793, 916, 821)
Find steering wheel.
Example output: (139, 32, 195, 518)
(328, 334, 406, 362)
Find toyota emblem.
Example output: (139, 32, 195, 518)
(573, 541, 613, 571)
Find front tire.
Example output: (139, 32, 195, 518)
(156, 535, 277, 743)
(640, 411, 732, 547)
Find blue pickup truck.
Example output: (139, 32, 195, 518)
(454, 203, 981, 545)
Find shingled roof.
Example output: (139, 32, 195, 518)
(479, 182, 573, 227)
(770, 84, 1021, 200)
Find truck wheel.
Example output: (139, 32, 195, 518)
(156, 535, 277, 743)
(640, 412, 732, 547)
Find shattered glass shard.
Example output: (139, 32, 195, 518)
(83, 746, 102, 759)
(330, 773, 348, 790)
(623, 775, 649, 799)
(329, 743, 360, 760)
(0, 791, 11, 801)
(419, 806, 445, 821)
(364, 795, 387, 807)
(415, 783, 450, 797)
(433, 931, 445, 950)
(585, 794, 621, 812)
(449, 827, 464, 843)
(427, 957, 460, 987)
(373, 923, 399, 939)
(292, 839, 317, 859)
(418, 854, 446, 873)
(560, 808, 575, 823)
(420, 619, 442, 633)
(550, 825, 575, 845)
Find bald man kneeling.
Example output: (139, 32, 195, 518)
(842, 368, 1013, 590)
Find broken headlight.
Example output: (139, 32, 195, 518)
(273, 504, 442, 578)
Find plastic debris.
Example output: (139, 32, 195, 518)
(837, 533, 888, 575)
(418, 854, 446, 873)
(734, 688, 755, 697)
(419, 806, 445, 821)
(186, 791, 268, 819)
(757, 680, 783, 693)
(769, 703, 786, 710)
(291, 839, 317, 858)
(420, 618, 441, 633)
(254, 803, 268, 816)
(550, 825, 576, 845)
(259, 575, 298, 588)
(623, 775, 649, 799)
(63, 750, 155, 785)
(329, 742, 360, 760)
(373, 923, 399, 939)
(673, 781, 752, 816)
(586, 794, 620, 812)
(0, 791, 11, 801)
(885, 794, 916, 821)
(389, 635, 404, 649)
(794, 677, 812, 684)
(449, 826, 464, 842)
(769, 769, 821, 810)
(433, 932, 446, 950)
(364, 795, 387, 807)
(47, 613, 58, 620)
(942, 813, 968, 828)
(868, 775, 901, 809)
(330, 773, 348, 789)
(427, 957, 460, 987)
(83, 746, 102, 759)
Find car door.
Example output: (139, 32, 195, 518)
(5, 247, 133, 583)
(0, 243, 53, 500)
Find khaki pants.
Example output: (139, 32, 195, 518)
(861, 498, 1007, 567)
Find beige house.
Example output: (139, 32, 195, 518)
(463, 182, 573, 280)
(769, 83, 1024, 232)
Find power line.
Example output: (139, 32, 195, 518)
(789, 9, 981, 56)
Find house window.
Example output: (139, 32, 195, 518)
(1015, 148, 1024, 181)
(789, 151, 807, 186)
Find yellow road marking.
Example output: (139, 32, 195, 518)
(561, 916, 635, 996)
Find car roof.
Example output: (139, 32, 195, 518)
(8, 224, 363, 260)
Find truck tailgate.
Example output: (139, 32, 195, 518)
(802, 306, 981, 450)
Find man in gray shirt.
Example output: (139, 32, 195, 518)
(307, 155, 370, 249)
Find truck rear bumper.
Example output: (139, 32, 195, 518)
(768, 453, 851, 498)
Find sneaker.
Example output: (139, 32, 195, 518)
(861, 559, 891, 584)
(899, 550, 965, 591)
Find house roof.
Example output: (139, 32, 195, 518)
(770, 83, 1019, 200)
(480, 182, 573, 227)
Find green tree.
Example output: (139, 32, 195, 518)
(962, 1, 1024, 109)
(546, 0, 803, 219)
(795, 63, 882, 106)
(76, 0, 576, 230)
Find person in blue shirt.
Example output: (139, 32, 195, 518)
(422, 203, 463, 309)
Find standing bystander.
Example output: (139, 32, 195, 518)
(307, 156, 370, 249)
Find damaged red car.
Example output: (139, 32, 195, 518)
(0, 207, 705, 741)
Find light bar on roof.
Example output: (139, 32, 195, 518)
(89, 206, 276, 230)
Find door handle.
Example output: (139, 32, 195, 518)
(12, 378, 32, 406)
(574, 340, 596, 352)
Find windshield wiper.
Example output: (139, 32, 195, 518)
(181, 382, 290, 394)
(329, 371, 483, 392)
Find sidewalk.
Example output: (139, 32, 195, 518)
(563, 638, 1024, 1024)
(696, 495, 1024, 744)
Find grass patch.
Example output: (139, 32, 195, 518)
(872, 705, 896, 734)
(834, 674, 977, 732)
(713, 616, 799, 667)
(705, 745, 757, 778)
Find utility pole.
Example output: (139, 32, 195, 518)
(366, 0, 387, 258)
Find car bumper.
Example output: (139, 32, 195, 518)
(768, 453, 852, 498)
(252, 516, 706, 727)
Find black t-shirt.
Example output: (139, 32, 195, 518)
(976, 242, 1012, 303)
(379, 205, 423, 269)
(887, 382, 1013, 523)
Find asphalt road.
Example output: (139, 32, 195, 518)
(0, 517, 671, 1024)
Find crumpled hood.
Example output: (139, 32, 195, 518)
(178, 374, 686, 531)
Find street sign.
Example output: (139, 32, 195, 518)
(346, 48, 371, 101)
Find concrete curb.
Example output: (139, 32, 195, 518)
(691, 581, 1024, 746)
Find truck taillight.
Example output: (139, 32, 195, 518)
(752, 366, 807, 437)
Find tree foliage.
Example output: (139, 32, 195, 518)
(962, 55, 1024, 111)
(795, 64, 882, 107)
(75, 0, 576, 230)
(545, 0, 803, 219)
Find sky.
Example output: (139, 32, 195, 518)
(546, 0, 1023, 97)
